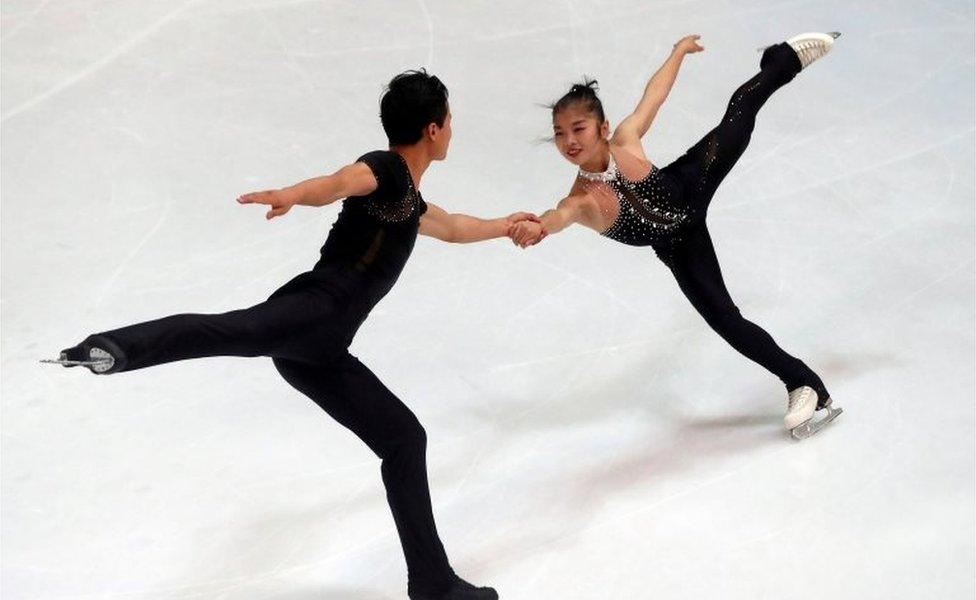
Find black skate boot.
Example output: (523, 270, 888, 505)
(41, 335, 126, 374)
(408, 576, 498, 600)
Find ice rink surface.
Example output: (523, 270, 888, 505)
(3, 1, 974, 598)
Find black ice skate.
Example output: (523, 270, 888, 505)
(409, 577, 498, 600)
(41, 337, 124, 374)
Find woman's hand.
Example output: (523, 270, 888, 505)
(237, 188, 300, 220)
(509, 220, 547, 248)
(674, 34, 704, 55)
(506, 212, 545, 246)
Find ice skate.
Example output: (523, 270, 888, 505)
(786, 386, 843, 440)
(41, 342, 119, 374)
(409, 576, 498, 600)
(759, 32, 841, 69)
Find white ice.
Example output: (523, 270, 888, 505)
(2, 1, 974, 598)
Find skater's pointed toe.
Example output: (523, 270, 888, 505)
(60, 346, 85, 363)
(40, 346, 90, 369)
(42, 338, 123, 374)
(784, 31, 840, 70)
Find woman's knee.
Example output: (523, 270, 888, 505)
(701, 303, 745, 332)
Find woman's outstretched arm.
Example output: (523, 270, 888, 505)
(509, 195, 591, 248)
(611, 34, 704, 147)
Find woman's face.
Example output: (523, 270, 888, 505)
(552, 106, 608, 166)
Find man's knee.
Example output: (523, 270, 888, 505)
(394, 416, 428, 449)
(376, 414, 427, 461)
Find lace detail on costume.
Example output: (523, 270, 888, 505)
(363, 153, 424, 223)
(578, 155, 620, 183)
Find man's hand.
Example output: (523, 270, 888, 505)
(674, 34, 704, 55)
(505, 211, 540, 225)
(505, 212, 546, 247)
(509, 219, 547, 248)
(237, 188, 301, 220)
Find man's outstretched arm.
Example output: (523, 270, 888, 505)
(237, 162, 377, 219)
(419, 202, 539, 244)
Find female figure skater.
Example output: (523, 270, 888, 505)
(510, 33, 844, 439)
(44, 71, 527, 600)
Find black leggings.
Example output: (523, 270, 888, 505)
(660, 43, 830, 401)
(85, 271, 457, 596)
(273, 353, 455, 596)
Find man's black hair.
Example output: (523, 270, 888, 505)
(380, 69, 449, 146)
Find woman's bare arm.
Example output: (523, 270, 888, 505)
(510, 195, 590, 247)
(611, 35, 704, 147)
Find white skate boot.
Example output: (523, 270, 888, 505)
(786, 386, 843, 440)
(759, 32, 841, 70)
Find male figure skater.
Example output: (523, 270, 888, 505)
(46, 70, 533, 600)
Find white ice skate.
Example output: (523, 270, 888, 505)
(41, 347, 115, 373)
(759, 32, 841, 70)
(786, 385, 843, 440)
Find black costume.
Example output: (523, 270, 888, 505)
(74, 151, 461, 597)
(592, 43, 830, 401)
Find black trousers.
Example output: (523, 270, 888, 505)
(659, 43, 830, 401)
(85, 269, 456, 596)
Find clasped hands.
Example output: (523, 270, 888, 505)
(505, 212, 548, 248)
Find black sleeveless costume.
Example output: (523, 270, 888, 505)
(595, 43, 830, 401)
(78, 151, 461, 597)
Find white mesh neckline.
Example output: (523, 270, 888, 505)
(577, 154, 618, 183)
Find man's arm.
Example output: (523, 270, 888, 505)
(420, 202, 538, 243)
(611, 35, 704, 147)
(237, 162, 377, 219)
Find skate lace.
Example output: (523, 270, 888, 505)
(793, 40, 827, 67)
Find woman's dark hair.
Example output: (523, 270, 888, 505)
(380, 69, 449, 146)
(549, 77, 606, 123)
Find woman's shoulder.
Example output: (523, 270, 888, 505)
(568, 176, 589, 196)
(610, 144, 655, 182)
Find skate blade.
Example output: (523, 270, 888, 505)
(40, 358, 113, 369)
(791, 402, 843, 440)
(40, 358, 111, 367)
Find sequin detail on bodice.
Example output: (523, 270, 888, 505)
(579, 156, 692, 247)
(363, 152, 426, 223)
